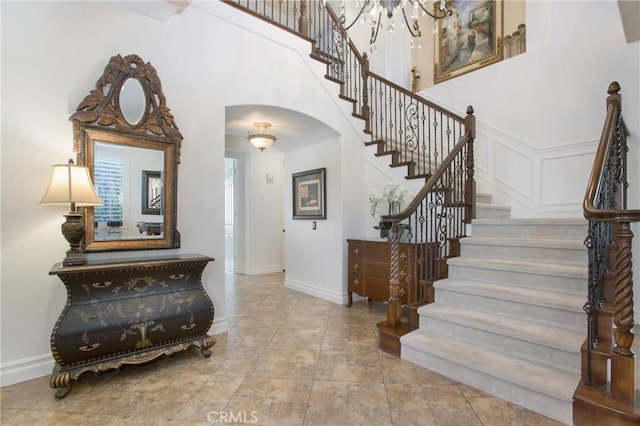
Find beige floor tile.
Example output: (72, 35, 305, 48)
(315, 350, 383, 383)
(304, 380, 392, 426)
(385, 382, 482, 426)
(1, 408, 58, 425)
(248, 348, 319, 381)
(268, 328, 327, 350)
(321, 328, 378, 352)
(460, 384, 565, 426)
(1, 375, 73, 411)
(223, 377, 312, 426)
(189, 344, 262, 377)
(133, 374, 245, 422)
(379, 350, 456, 386)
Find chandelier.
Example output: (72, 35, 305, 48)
(247, 122, 277, 151)
(338, 0, 453, 53)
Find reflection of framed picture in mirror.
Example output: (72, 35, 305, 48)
(142, 170, 162, 215)
(292, 168, 326, 219)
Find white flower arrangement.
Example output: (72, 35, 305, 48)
(368, 182, 412, 217)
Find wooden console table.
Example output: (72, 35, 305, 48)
(48, 254, 215, 399)
(346, 239, 432, 307)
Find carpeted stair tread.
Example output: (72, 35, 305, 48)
(447, 256, 587, 279)
(434, 278, 585, 313)
(461, 236, 586, 250)
(419, 303, 584, 353)
(401, 330, 580, 402)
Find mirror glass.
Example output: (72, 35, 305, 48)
(93, 141, 164, 241)
(71, 54, 182, 252)
(119, 78, 147, 126)
(81, 128, 177, 251)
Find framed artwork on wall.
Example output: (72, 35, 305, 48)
(292, 168, 326, 219)
(434, 0, 503, 84)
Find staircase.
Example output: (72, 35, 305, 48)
(223, 2, 638, 424)
(401, 217, 588, 424)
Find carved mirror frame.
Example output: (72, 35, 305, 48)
(72, 54, 182, 251)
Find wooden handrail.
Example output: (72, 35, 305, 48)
(584, 83, 639, 222)
(580, 81, 637, 406)
(367, 71, 466, 123)
(382, 134, 471, 223)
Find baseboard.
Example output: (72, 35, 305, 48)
(245, 265, 283, 275)
(284, 278, 346, 305)
(208, 316, 229, 335)
(0, 353, 54, 387)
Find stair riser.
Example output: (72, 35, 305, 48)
(476, 204, 511, 219)
(418, 314, 581, 374)
(460, 242, 587, 266)
(476, 193, 492, 204)
(434, 288, 585, 332)
(472, 223, 587, 240)
(401, 344, 574, 425)
(447, 262, 587, 295)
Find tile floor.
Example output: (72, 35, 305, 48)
(1, 271, 580, 425)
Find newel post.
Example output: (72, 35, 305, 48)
(464, 106, 476, 223)
(387, 222, 402, 328)
(611, 220, 636, 401)
(361, 53, 371, 134)
(298, 1, 309, 36)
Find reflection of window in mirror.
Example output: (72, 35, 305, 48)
(94, 142, 129, 240)
(94, 157, 124, 224)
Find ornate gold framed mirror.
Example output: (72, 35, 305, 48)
(72, 54, 182, 251)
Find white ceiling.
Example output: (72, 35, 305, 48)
(225, 105, 340, 152)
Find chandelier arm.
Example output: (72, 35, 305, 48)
(341, 0, 373, 31)
(369, 11, 383, 45)
(401, 8, 422, 38)
(412, 0, 452, 20)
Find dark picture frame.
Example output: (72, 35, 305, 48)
(142, 170, 162, 215)
(292, 168, 326, 219)
(434, 0, 503, 84)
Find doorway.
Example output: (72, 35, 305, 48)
(224, 157, 236, 272)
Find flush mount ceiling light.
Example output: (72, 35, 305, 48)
(247, 122, 276, 152)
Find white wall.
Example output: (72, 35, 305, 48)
(0, 1, 369, 385)
(284, 138, 344, 303)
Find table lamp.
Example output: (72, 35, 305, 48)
(40, 159, 103, 266)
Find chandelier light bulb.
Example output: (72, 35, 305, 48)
(339, 0, 452, 50)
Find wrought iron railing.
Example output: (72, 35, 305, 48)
(224, 1, 468, 177)
(223, 0, 475, 339)
(583, 81, 638, 402)
(382, 109, 475, 329)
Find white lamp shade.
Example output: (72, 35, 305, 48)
(248, 134, 276, 151)
(40, 162, 103, 207)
